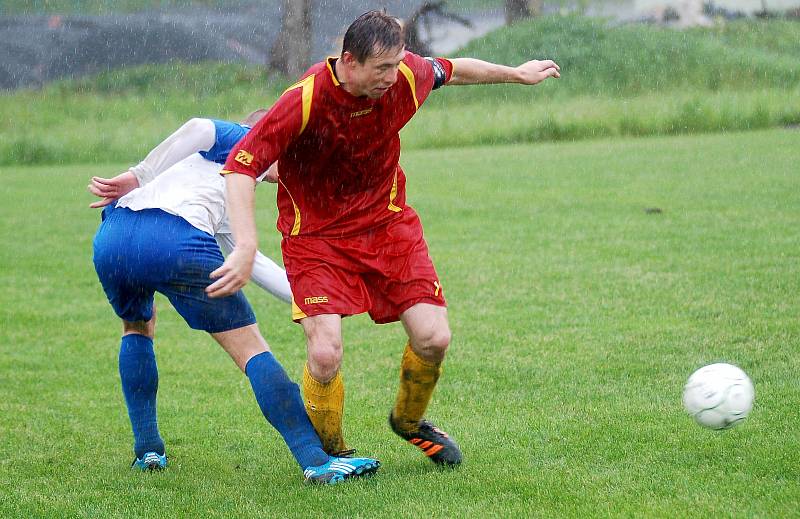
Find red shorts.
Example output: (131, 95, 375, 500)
(282, 208, 446, 324)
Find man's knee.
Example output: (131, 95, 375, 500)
(413, 325, 451, 358)
(306, 335, 343, 382)
(302, 315, 343, 382)
(122, 317, 155, 338)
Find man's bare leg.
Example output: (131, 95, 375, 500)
(390, 303, 462, 466)
(300, 314, 347, 454)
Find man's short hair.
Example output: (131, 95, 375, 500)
(342, 10, 404, 63)
(242, 109, 267, 127)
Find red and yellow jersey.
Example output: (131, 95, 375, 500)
(222, 51, 453, 237)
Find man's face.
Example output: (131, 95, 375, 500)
(344, 45, 406, 99)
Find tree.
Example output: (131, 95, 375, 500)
(505, 0, 543, 25)
(270, 0, 312, 77)
(404, 1, 472, 57)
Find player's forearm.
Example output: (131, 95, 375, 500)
(448, 58, 523, 85)
(131, 118, 216, 185)
(225, 174, 259, 254)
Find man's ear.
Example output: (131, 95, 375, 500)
(340, 51, 357, 66)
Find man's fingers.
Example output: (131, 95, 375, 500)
(91, 176, 117, 186)
(209, 264, 227, 280)
(88, 183, 114, 197)
(206, 275, 243, 298)
(205, 279, 228, 298)
(541, 60, 559, 71)
(89, 179, 118, 196)
(206, 263, 248, 298)
(205, 276, 227, 296)
(89, 197, 114, 209)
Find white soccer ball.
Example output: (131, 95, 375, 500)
(682, 363, 754, 430)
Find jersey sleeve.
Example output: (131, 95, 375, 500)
(401, 51, 454, 107)
(221, 86, 306, 180)
(130, 118, 216, 185)
(199, 120, 250, 164)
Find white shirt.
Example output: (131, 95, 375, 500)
(114, 118, 291, 303)
(118, 153, 227, 236)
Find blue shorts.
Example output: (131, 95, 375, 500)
(92, 206, 256, 333)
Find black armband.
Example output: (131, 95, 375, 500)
(425, 57, 448, 90)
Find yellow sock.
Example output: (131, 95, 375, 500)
(302, 364, 346, 454)
(392, 342, 442, 434)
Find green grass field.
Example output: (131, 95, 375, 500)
(1, 129, 798, 517)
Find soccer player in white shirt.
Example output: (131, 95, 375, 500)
(89, 112, 379, 483)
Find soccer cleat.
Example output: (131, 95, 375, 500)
(303, 455, 381, 485)
(131, 451, 167, 471)
(389, 413, 462, 466)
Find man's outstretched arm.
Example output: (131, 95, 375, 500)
(447, 58, 560, 86)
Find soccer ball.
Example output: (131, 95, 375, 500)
(682, 363, 754, 430)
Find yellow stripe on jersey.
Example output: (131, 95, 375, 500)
(387, 169, 402, 212)
(282, 74, 315, 136)
(300, 76, 314, 135)
(398, 62, 419, 111)
(280, 179, 302, 235)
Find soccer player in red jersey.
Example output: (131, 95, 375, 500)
(208, 10, 560, 466)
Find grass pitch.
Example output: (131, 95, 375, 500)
(1, 129, 798, 517)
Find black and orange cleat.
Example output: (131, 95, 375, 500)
(389, 413, 462, 467)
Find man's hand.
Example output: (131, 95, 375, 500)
(264, 162, 279, 183)
(206, 247, 255, 298)
(88, 171, 139, 208)
(516, 59, 561, 85)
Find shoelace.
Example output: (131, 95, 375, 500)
(420, 420, 450, 439)
(330, 448, 357, 457)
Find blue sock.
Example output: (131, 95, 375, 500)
(119, 334, 165, 458)
(245, 352, 329, 469)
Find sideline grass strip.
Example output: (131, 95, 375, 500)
(3, 18, 800, 166)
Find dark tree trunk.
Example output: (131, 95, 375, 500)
(505, 0, 542, 24)
(404, 1, 472, 56)
(505, 0, 531, 24)
(269, 0, 312, 78)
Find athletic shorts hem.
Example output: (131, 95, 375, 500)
(371, 296, 447, 325)
(197, 316, 257, 334)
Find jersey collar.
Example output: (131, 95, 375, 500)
(326, 57, 341, 86)
(324, 56, 377, 109)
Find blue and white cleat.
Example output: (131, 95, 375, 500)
(131, 451, 167, 471)
(303, 456, 381, 485)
